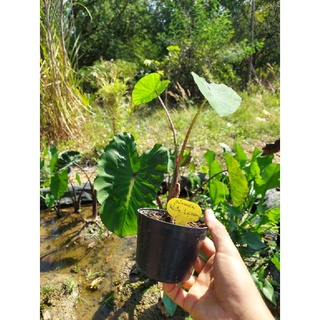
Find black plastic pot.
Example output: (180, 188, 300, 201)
(136, 208, 208, 283)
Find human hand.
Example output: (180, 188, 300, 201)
(162, 208, 274, 320)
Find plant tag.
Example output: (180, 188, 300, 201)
(167, 198, 202, 226)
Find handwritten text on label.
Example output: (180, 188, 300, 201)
(167, 198, 202, 225)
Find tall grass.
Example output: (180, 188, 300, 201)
(40, 0, 91, 144)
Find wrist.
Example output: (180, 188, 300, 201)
(238, 300, 274, 320)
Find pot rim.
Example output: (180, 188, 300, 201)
(137, 207, 208, 231)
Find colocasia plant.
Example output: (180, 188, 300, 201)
(94, 72, 241, 236)
(94, 71, 280, 311)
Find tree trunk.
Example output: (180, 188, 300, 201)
(247, 0, 255, 86)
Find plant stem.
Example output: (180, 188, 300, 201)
(168, 99, 207, 200)
(74, 164, 98, 219)
(189, 169, 227, 201)
(157, 95, 178, 155)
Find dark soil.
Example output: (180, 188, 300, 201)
(140, 209, 206, 228)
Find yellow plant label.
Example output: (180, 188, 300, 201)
(167, 198, 202, 226)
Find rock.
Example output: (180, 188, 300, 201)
(263, 187, 280, 210)
(40, 274, 79, 320)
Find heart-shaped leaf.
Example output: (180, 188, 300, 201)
(94, 133, 168, 237)
(50, 170, 69, 199)
(132, 73, 170, 106)
(191, 72, 241, 116)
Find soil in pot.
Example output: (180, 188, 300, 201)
(142, 209, 207, 228)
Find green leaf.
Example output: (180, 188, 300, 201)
(259, 207, 280, 227)
(204, 150, 223, 177)
(75, 172, 82, 185)
(132, 73, 170, 106)
(255, 163, 280, 198)
(246, 159, 260, 183)
(241, 231, 266, 250)
(44, 193, 55, 208)
(251, 273, 263, 291)
(50, 170, 69, 199)
(180, 149, 192, 167)
(225, 153, 248, 207)
(94, 133, 168, 237)
(163, 293, 177, 316)
(234, 143, 247, 168)
(48, 146, 59, 173)
(57, 151, 81, 171)
(204, 150, 229, 205)
(209, 180, 229, 206)
(262, 278, 276, 305)
(271, 252, 280, 271)
(257, 153, 274, 169)
(191, 72, 241, 116)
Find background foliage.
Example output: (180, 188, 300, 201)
(40, 0, 279, 147)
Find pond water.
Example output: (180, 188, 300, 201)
(40, 206, 190, 319)
(40, 206, 135, 319)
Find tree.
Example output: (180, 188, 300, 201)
(61, 0, 279, 95)
(69, 0, 164, 68)
(219, 0, 280, 87)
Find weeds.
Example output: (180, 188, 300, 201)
(102, 291, 115, 308)
(63, 277, 77, 295)
(85, 268, 100, 281)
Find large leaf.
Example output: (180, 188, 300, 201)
(57, 150, 81, 171)
(208, 180, 229, 206)
(225, 153, 248, 207)
(191, 72, 241, 116)
(94, 133, 168, 237)
(254, 163, 280, 199)
(45, 146, 58, 174)
(132, 73, 170, 106)
(241, 231, 266, 250)
(50, 170, 69, 199)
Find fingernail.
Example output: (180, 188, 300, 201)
(205, 208, 215, 220)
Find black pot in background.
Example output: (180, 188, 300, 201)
(136, 208, 208, 283)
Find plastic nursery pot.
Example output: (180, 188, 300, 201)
(136, 208, 208, 283)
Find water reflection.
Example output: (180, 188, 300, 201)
(40, 206, 137, 318)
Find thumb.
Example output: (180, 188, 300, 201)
(204, 208, 238, 255)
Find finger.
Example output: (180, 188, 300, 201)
(199, 237, 216, 258)
(162, 283, 188, 311)
(193, 255, 208, 274)
(178, 274, 197, 291)
(204, 209, 239, 255)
